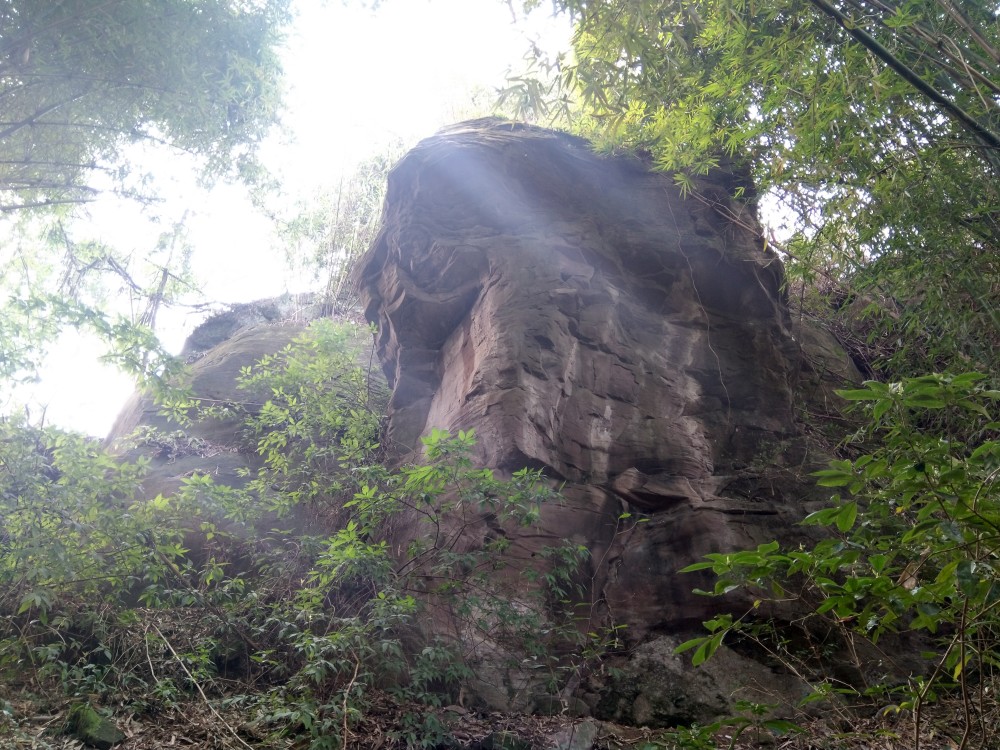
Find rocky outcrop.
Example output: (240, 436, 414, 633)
(105, 300, 386, 566)
(357, 119, 861, 719)
(104, 120, 863, 725)
(108, 322, 305, 496)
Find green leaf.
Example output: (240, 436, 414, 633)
(836, 502, 858, 533)
(674, 637, 706, 655)
(813, 469, 854, 487)
(691, 631, 726, 666)
(956, 560, 978, 597)
(803, 506, 841, 526)
(679, 561, 720, 573)
(903, 394, 947, 409)
(836, 388, 882, 401)
(762, 719, 802, 735)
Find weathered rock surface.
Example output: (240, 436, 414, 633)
(107, 323, 305, 496)
(105, 302, 386, 565)
(357, 119, 861, 718)
(103, 120, 864, 726)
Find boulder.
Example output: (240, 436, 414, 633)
(357, 119, 861, 715)
(66, 702, 126, 749)
(107, 324, 307, 494)
(102, 120, 866, 723)
(104, 304, 386, 568)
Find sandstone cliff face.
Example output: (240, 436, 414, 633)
(358, 119, 860, 719)
(106, 121, 862, 725)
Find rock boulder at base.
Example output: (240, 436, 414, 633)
(358, 119, 860, 719)
(66, 702, 126, 749)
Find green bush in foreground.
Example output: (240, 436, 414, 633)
(679, 372, 1000, 749)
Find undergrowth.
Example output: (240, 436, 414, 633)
(0, 319, 591, 749)
(679, 372, 1000, 750)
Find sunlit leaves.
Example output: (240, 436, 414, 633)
(0, 415, 168, 619)
(229, 320, 386, 516)
(0, 0, 291, 211)
(538, 0, 1000, 375)
(271, 146, 404, 306)
(0, 0, 292, 410)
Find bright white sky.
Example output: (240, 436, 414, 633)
(21, 0, 572, 436)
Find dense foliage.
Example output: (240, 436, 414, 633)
(0, 0, 291, 403)
(0, 0, 289, 211)
(678, 373, 1000, 747)
(0, 321, 588, 748)
(533, 0, 1000, 376)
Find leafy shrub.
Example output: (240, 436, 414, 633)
(678, 372, 1000, 748)
(0, 319, 592, 749)
(257, 426, 589, 748)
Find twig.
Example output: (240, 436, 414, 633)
(958, 597, 971, 750)
(341, 652, 361, 750)
(150, 623, 254, 750)
(142, 622, 158, 687)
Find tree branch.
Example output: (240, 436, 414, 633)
(2, 182, 99, 192)
(0, 197, 95, 212)
(936, 0, 1000, 65)
(806, 0, 1000, 152)
(0, 90, 90, 140)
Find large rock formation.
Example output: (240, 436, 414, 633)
(107, 297, 318, 497)
(105, 121, 863, 725)
(357, 119, 861, 720)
